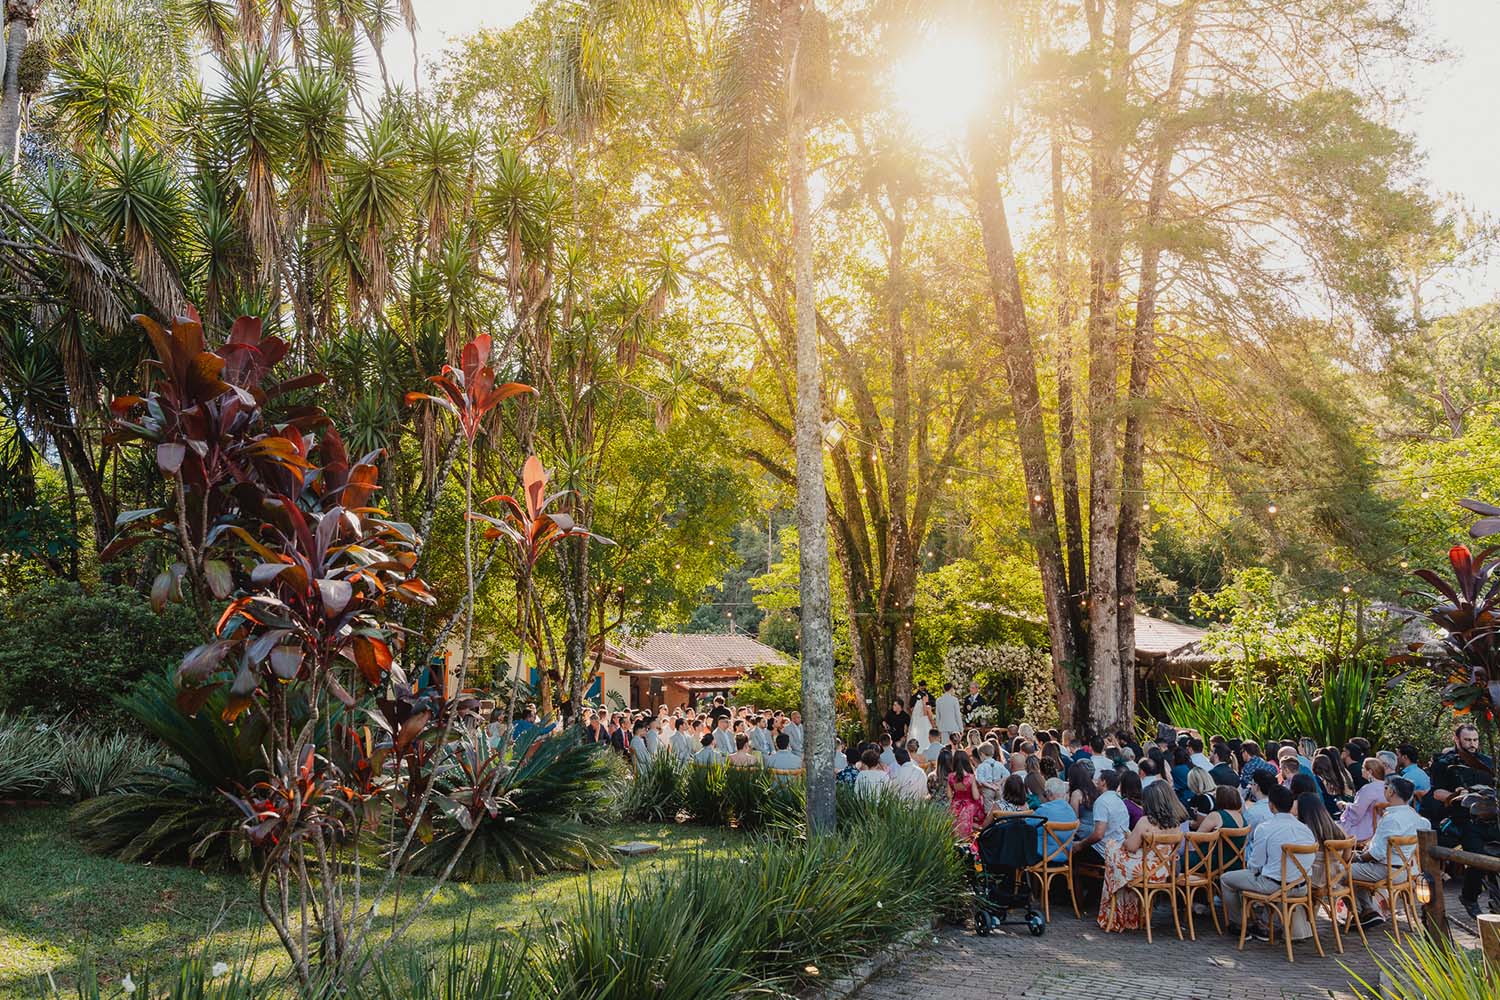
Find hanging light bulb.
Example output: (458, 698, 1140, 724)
(1266, 503, 1278, 515)
(944, 475, 954, 485)
(1341, 584, 1352, 594)
(1032, 494, 1043, 503)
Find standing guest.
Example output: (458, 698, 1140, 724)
(1210, 744, 1239, 787)
(1237, 741, 1279, 791)
(974, 742, 1008, 814)
(670, 717, 695, 761)
(883, 698, 911, 745)
(1340, 756, 1389, 842)
(642, 715, 661, 756)
(1221, 785, 1316, 940)
(708, 696, 731, 722)
(948, 749, 986, 837)
(785, 710, 804, 753)
(1352, 776, 1431, 927)
(890, 745, 930, 801)
(693, 733, 725, 765)
(713, 716, 736, 755)
(728, 733, 758, 767)
(1098, 781, 1186, 932)
(963, 682, 984, 717)
(936, 683, 964, 742)
(855, 747, 890, 797)
(581, 709, 605, 744)
(629, 720, 652, 773)
(609, 714, 629, 758)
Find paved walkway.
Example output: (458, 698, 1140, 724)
(855, 883, 1482, 1000)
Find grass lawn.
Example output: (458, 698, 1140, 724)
(0, 805, 750, 998)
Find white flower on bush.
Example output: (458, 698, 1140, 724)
(121, 974, 136, 995)
(211, 961, 230, 978)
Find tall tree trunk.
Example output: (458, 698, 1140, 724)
(1116, 2, 1198, 725)
(1050, 134, 1088, 660)
(0, 0, 37, 170)
(1083, 0, 1134, 732)
(784, 0, 835, 833)
(968, 127, 1078, 729)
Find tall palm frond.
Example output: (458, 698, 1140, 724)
(280, 67, 349, 227)
(409, 114, 468, 254)
(209, 46, 289, 283)
(169, 0, 236, 60)
(42, 37, 159, 153)
(34, 167, 127, 331)
(338, 114, 410, 320)
(94, 138, 188, 315)
(703, 0, 786, 196)
(362, 0, 401, 92)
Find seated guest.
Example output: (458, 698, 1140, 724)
(1192, 784, 1247, 872)
(1067, 761, 1099, 846)
(1352, 776, 1431, 926)
(1242, 769, 1278, 832)
(855, 747, 890, 797)
(693, 732, 725, 766)
(994, 773, 1030, 814)
(1209, 744, 1239, 787)
(1278, 754, 1302, 788)
(878, 734, 897, 770)
(1342, 739, 1370, 791)
(836, 747, 861, 785)
(1024, 770, 1047, 809)
(1098, 781, 1187, 932)
(1396, 743, 1431, 800)
(1073, 767, 1131, 859)
(1186, 767, 1216, 818)
(766, 732, 800, 771)
(890, 745, 929, 801)
(921, 729, 945, 769)
(1221, 785, 1316, 940)
(1042, 741, 1067, 775)
(1188, 737, 1212, 771)
(1170, 746, 1192, 802)
(1139, 755, 1164, 788)
(1087, 735, 1115, 775)
(1340, 756, 1388, 842)
(1030, 777, 1078, 859)
(1237, 741, 1279, 791)
(1118, 769, 1145, 828)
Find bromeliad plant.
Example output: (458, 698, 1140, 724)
(103, 312, 525, 989)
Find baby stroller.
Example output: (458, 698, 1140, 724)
(964, 813, 1045, 937)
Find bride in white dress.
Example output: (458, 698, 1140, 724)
(908, 693, 934, 747)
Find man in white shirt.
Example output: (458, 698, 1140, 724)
(630, 720, 653, 774)
(935, 683, 964, 741)
(974, 742, 1009, 814)
(1086, 735, 1114, 776)
(1219, 785, 1315, 938)
(855, 747, 890, 798)
(1072, 769, 1131, 858)
(1242, 769, 1277, 832)
(920, 730, 945, 770)
(889, 746, 929, 801)
(713, 716, 736, 755)
(785, 711, 804, 753)
(1188, 736, 1212, 771)
(1352, 776, 1431, 925)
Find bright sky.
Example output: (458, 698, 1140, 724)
(398, 0, 1500, 307)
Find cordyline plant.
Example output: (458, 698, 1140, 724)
(1391, 498, 1500, 752)
(104, 313, 525, 988)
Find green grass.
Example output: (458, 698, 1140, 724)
(0, 806, 748, 999)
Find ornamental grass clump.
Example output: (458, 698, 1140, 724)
(0, 713, 61, 799)
(622, 750, 685, 821)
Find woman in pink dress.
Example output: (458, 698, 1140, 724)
(948, 749, 986, 839)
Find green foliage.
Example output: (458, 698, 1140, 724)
(621, 751, 685, 822)
(729, 658, 800, 712)
(40, 950, 269, 1000)
(0, 714, 61, 799)
(372, 929, 538, 1000)
(914, 557, 1047, 687)
(1285, 661, 1378, 748)
(1347, 931, 1500, 1000)
(1374, 669, 1450, 761)
(0, 581, 200, 719)
(755, 610, 799, 655)
(1156, 660, 1378, 745)
(56, 728, 162, 802)
(407, 731, 624, 882)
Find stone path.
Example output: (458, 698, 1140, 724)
(854, 883, 1482, 1000)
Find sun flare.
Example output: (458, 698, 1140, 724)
(889, 29, 995, 143)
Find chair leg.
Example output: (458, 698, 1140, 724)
(1208, 886, 1222, 935)
(1238, 896, 1250, 951)
(1040, 872, 1052, 923)
(1068, 867, 1081, 919)
(1348, 892, 1370, 951)
(1169, 887, 1183, 940)
(1281, 903, 1295, 963)
(1387, 887, 1403, 947)
(1183, 887, 1197, 941)
(1305, 902, 1324, 959)
(1325, 897, 1344, 955)
(1141, 888, 1153, 944)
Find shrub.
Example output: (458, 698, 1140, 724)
(407, 730, 623, 882)
(1347, 930, 1500, 1000)
(1374, 668, 1450, 760)
(0, 581, 200, 719)
(56, 728, 163, 802)
(372, 928, 538, 1000)
(682, 761, 729, 825)
(0, 713, 61, 799)
(621, 751, 685, 821)
(69, 671, 267, 868)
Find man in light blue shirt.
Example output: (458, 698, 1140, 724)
(1396, 744, 1431, 795)
(713, 716, 736, 755)
(1220, 785, 1315, 938)
(974, 743, 1009, 813)
(1072, 768, 1130, 858)
(1353, 776, 1431, 925)
(766, 732, 802, 773)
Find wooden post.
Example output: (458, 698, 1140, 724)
(1481, 915, 1500, 972)
(1418, 829, 1451, 942)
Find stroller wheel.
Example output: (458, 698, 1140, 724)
(974, 909, 991, 936)
(1027, 913, 1046, 937)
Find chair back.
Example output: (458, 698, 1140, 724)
(1040, 819, 1080, 865)
(771, 767, 805, 777)
(1182, 830, 1218, 882)
(1138, 830, 1184, 885)
(1320, 837, 1356, 894)
(1383, 833, 1421, 874)
(1215, 825, 1251, 875)
(1278, 843, 1319, 893)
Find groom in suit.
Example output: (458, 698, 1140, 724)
(935, 683, 963, 742)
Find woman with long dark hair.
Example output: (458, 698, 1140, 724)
(948, 749, 986, 838)
(1067, 760, 1099, 844)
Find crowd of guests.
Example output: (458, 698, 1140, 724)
(841, 718, 1496, 937)
(560, 697, 808, 772)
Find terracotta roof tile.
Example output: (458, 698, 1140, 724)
(616, 632, 788, 674)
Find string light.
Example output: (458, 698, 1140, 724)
(1266, 504, 1278, 515)
(1032, 493, 1043, 503)
(1341, 585, 1352, 594)
(1420, 488, 1432, 500)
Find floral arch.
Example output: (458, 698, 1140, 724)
(945, 644, 1060, 729)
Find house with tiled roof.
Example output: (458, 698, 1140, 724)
(592, 631, 789, 710)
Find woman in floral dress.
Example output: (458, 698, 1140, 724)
(948, 749, 987, 839)
(1098, 781, 1186, 932)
